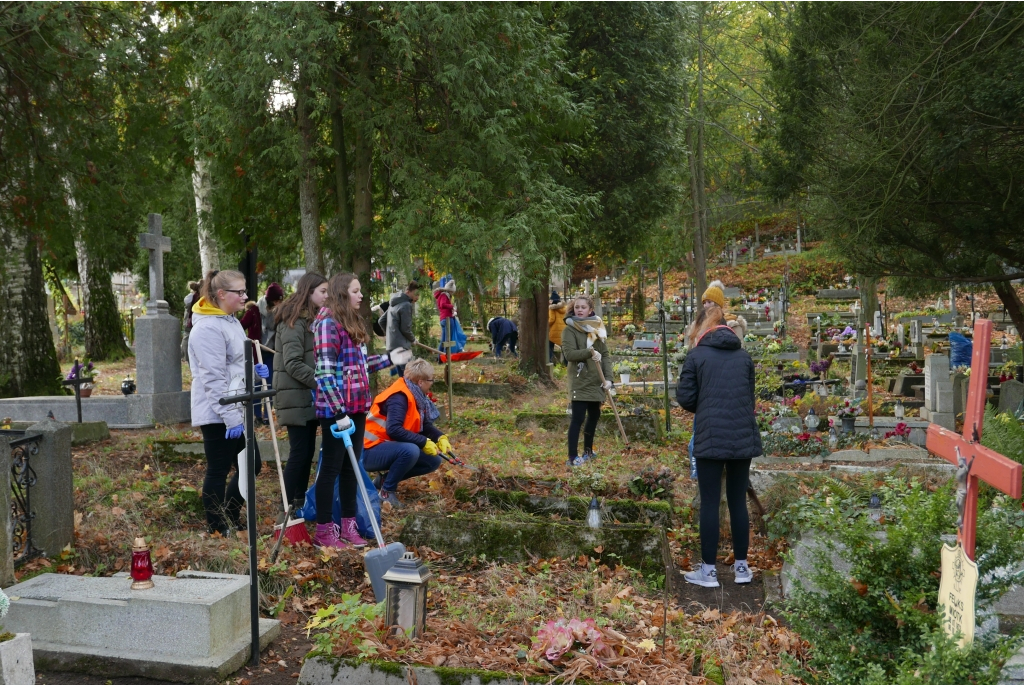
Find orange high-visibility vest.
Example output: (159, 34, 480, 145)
(363, 378, 422, 449)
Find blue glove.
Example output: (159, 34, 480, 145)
(225, 424, 244, 440)
(254, 363, 270, 379)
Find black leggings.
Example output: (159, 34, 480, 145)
(316, 413, 365, 523)
(282, 419, 319, 507)
(200, 423, 263, 532)
(568, 401, 601, 457)
(695, 458, 751, 565)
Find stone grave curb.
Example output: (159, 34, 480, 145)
(514, 412, 662, 443)
(453, 487, 672, 527)
(299, 656, 569, 685)
(29, 621, 280, 684)
(150, 439, 325, 463)
(433, 382, 513, 400)
(69, 421, 110, 445)
(398, 512, 670, 578)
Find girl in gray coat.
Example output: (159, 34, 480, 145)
(561, 294, 614, 467)
(188, 270, 270, 536)
(273, 273, 328, 506)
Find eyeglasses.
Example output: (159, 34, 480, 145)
(421, 378, 434, 384)
(223, 289, 247, 297)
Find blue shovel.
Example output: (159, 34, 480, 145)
(331, 420, 406, 602)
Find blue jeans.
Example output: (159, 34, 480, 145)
(362, 440, 442, 492)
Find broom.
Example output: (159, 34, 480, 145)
(255, 343, 312, 547)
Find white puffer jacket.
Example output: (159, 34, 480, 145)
(188, 301, 249, 428)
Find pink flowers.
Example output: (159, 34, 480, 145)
(532, 618, 607, 662)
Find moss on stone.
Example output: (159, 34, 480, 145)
(478, 489, 671, 526)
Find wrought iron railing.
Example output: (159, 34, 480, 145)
(2, 430, 41, 566)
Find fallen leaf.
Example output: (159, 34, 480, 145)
(111, 506, 126, 517)
(593, 545, 604, 554)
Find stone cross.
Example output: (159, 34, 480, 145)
(927, 319, 1022, 559)
(873, 310, 883, 338)
(139, 213, 171, 305)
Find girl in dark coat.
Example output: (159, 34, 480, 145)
(676, 305, 762, 588)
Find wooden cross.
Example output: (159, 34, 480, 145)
(139, 213, 171, 305)
(926, 318, 1022, 560)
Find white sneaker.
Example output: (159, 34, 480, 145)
(733, 561, 753, 584)
(683, 564, 720, 588)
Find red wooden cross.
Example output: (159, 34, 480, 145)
(926, 318, 1022, 560)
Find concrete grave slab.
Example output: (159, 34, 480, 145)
(0, 634, 34, 685)
(999, 380, 1024, 415)
(0, 392, 190, 429)
(300, 656, 541, 685)
(3, 570, 279, 683)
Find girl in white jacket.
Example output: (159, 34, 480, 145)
(188, 270, 270, 536)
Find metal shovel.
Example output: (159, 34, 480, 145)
(330, 421, 406, 602)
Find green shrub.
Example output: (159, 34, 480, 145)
(783, 477, 1024, 684)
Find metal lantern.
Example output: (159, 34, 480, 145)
(130, 537, 155, 590)
(121, 376, 136, 396)
(382, 552, 432, 638)
(828, 426, 838, 451)
(804, 408, 820, 433)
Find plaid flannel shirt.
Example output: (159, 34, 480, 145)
(314, 308, 392, 419)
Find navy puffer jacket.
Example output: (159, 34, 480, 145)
(676, 326, 762, 460)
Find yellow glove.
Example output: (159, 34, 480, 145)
(423, 439, 439, 456)
(438, 435, 452, 454)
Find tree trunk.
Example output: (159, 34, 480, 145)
(192, 153, 220, 275)
(330, 70, 353, 275)
(518, 265, 552, 384)
(296, 68, 325, 276)
(858, 276, 878, 328)
(993, 281, 1024, 336)
(84, 257, 131, 361)
(352, 19, 375, 328)
(0, 225, 63, 398)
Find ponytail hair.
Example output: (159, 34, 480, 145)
(324, 272, 370, 344)
(200, 270, 245, 308)
(696, 305, 725, 341)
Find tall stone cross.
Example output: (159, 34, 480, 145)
(139, 213, 171, 307)
(926, 318, 1022, 560)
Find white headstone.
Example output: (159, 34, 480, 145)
(924, 353, 955, 429)
(897, 323, 905, 346)
(873, 311, 883, 338)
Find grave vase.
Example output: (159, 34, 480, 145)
(0, 633, 34, 685)
(620, 374, 631, 385)
(841, 416, 856, 434)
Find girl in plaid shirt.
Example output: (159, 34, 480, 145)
(312, 273, 393, 549)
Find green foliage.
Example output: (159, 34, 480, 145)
(981, 408, 1024, 465)
(782, 478, 1024, 684)
(761, 432, 829, 459)
(305, 594, 384, 659)
(627, 466, 675, 500)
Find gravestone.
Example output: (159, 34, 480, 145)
(953, 373, 969, 420)
(2, 570, 280, 682)
(999, 380, 1024, 416)
(922, 354, 955, 430)
(26, 420, 73, 557)
(0, 214, 190, 428)
(897, 322, 905, 347)
(893, 374, 925, 397)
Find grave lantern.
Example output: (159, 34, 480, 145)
(816, 382, 829, 398)
(804, 408, 820, 433)
(130, 537, 155, 590)
(382, 552, 432, 638)
(587, 496, 603, 529)
(121, 376, 136, 396)
(894, 399, 905, 421)
(828, 426, 838, 451)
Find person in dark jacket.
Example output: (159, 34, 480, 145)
(361, 358, 445, 508)
(273, 272, 328, 507)
(561, 294, 614, 467)
(379, 282, 420, 376)
(487, 317, 518, 357)
(676, 304, 761, 588)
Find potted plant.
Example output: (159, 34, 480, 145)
(65, 360, 96, 397)
(622, 323, 637, 341)
(835, 399, 862, 433)
(613, 361, 632, 385)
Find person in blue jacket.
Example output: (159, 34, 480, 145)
(676, 304, 762, 589)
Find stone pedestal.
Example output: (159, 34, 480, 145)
(26, 420, 73, 557)
(3, 570, 279, 682)
(0, 634, 34, 685)
(0, 438, 15, 587)
(135, 303, 182, 395)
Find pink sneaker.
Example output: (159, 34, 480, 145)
(313, 523, 349, 550)
(339, 518, 368, 548)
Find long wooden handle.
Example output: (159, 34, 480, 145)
(254, 344, 289, 512)
(595, 360, 630, 447)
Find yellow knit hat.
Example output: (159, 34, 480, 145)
(701, 280, 726, 308)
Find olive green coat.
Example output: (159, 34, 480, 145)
(273, 317, 316, 426)
(561, 321, 613, 403)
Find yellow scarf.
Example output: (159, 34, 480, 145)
(192, 297, 227, 316)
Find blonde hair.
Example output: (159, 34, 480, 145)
(696, 305, 725, 341)
(404, 358, 434, 382)
(573, 294, 595, 315)
(200, 270, 245, 308)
